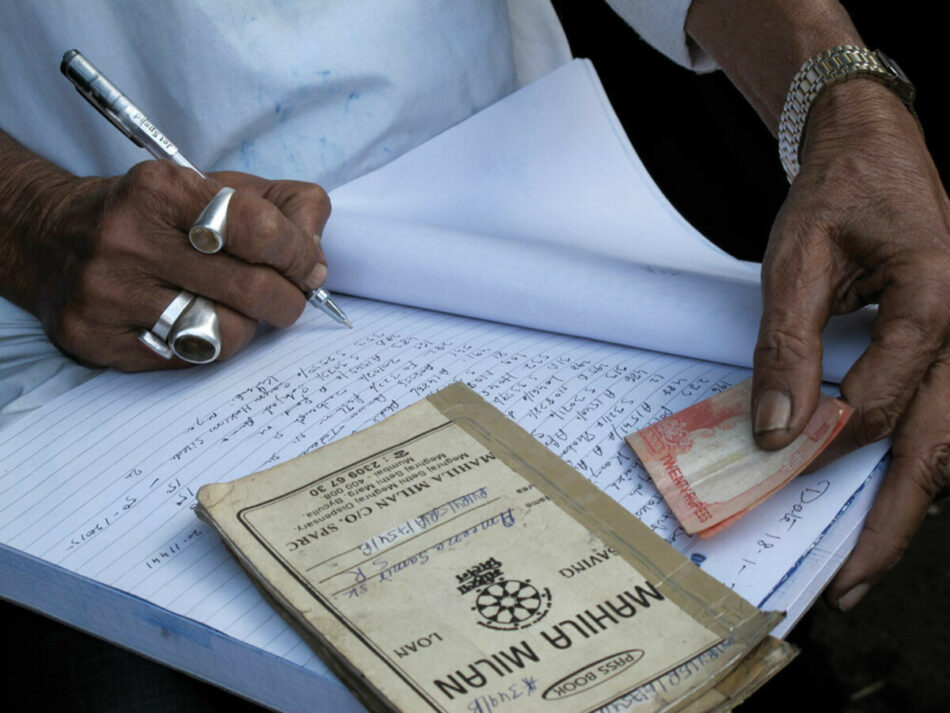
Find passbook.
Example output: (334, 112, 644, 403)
(197, 383, 793, 712)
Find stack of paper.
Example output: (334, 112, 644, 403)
(0, 60, 887, 711)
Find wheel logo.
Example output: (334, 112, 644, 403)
(473, 579, 551, 631)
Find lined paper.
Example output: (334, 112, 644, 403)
(0, 298, 885, 673)
(324, 60, 875, 383)
(0, 60, 887, 701)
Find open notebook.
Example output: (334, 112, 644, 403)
(0, 61, 887, 712)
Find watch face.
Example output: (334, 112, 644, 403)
(875, 49, 917, 103)
(876, 50, 909, 82)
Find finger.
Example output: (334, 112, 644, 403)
(164, 183, 320, 290)
(119, 298, 255, 368)
(153, 170, 326, 292)
(753, 217, 835, 450)
(119, 299, 255, 368)
(63, 282, 257, 371)
(826, 348, 950, 611)
(255, 179, 331, 288)
(109, 333, 193, 372)
(59, 327, 189, 372)
(209, 172, 331, 286)
(211, 188, 326, 291)
(98, 166, 312, 328)
(48, 269, 181, 371)
(213, 302, 258, 361)
(155, 249, 307, 328)
(212, 172, 332, 237)
(136, 286, 257, 363)
(822, 269, 950, 461)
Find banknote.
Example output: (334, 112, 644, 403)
(626, 379, 852, 537)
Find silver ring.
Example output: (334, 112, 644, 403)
(137, 293, 222, 364)
(152, 290, 196, 340)
(137, 328, 174, 360)
(189, 187, 235, 253)
(166, 296, 222, 364)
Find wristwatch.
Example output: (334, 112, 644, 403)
(777, 45, 917, 182)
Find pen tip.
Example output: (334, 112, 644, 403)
(343, 319, 354, 329)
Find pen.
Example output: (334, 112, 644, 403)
(60, 49, 352, 329)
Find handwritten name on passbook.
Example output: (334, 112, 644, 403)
(626, 379, 851, 538)
(196, 383, 791, 712)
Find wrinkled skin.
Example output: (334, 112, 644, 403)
(14, 160, 331, 370)
(752, 81, 950, 609)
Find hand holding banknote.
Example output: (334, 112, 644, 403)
(684, 0, 950, 612)
(626, 379, 852, 539)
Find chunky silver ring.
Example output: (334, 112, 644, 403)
(189, 187, 235, 253)
(166, 296, 222, 364)
(137, 292, 222, 364)
(137, 328, 174, 360)
(152, 290, 196, 341)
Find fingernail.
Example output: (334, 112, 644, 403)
(306, 234, 326, 288)
(307, 262, 328, 289)
(837, 582, 870, 611)
(754, 390, 792, 434)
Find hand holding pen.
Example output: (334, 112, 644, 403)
(56, 50, 350, 366)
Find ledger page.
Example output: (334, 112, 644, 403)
(324, 60, 873, 382)
(0, 298, 887, 680)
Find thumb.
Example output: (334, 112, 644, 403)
(753, 222, 835, 450)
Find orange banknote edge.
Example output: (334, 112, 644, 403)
(626, 379, 852, 537)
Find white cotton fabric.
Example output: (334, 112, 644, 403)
(2, 0, 523, 186)
(506, 0, 573, 86)
(605, 0, 714, 72)
(0, 0, 697, 428)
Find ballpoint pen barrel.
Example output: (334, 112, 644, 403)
(61, 50, 202, 174)
(61, 49, 351, 327)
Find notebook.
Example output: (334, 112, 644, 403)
(0, 60, 887, 712)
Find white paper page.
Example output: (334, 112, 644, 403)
(323, 59, 873, 382)
(0, 298, 884, 676)
(761, 460, 886, 638)
(327, 213, 875, 383)
(328, 60, 748, 278)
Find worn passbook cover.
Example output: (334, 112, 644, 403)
(196, 383, 784, 712)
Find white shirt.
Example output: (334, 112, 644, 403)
(2, 0, 565, 187)
(0, 0, 704, 427)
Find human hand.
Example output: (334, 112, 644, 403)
(751, 79, 950, 610)
(11, 160, 330, 370)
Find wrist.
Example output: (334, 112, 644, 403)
(778, 47, 919, 182)
(800, 79, 920, 168)
(0, 136, 100, 318)
(686, 0, 862, 132)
